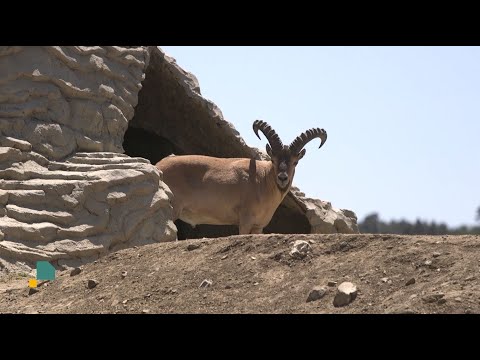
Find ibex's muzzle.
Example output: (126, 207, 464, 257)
(277, 172, 289, 189)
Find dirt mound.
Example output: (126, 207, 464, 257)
(1, 234, 479, 314)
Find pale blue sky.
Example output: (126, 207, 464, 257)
(161, 46, 480, 227)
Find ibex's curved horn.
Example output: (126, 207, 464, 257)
(253, 120, 284, 154)
(289, 128, 327, 154)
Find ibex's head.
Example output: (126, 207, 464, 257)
(253, 120, 327, 191)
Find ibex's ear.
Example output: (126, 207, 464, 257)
(297, 148, 306, 161)
(266, 144, 273, 158)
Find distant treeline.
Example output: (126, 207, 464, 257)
(358, 213, 480, 235)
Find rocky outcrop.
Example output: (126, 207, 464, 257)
(0, 45, 357, 272)
(288, 187, 358, 234)
(0, 47, 175, 271)
(0, 143, 176, 270)
(0, 46, 148, 160)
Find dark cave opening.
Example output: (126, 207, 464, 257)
(123, 127, 178, 165)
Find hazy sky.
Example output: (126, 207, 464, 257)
(161, 46, 480, 227)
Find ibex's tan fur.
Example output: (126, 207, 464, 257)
(155, 120, 327, 235)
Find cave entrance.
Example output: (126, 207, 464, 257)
(123, 50, 310, 240)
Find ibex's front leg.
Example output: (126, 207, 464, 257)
(239, 220, 263, 235)
(239, 213, 259, 235)
(250, 226, 264, 234)
(239, 223, 253, 235)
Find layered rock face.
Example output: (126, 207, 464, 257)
(0, 45, 357, 271)
(0, 47, 175, 271)
(0, 149, 176, 270)
(0, 46, 146, 159)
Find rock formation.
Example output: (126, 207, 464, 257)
(0, 46, 357, 271)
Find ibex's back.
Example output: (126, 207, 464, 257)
(156, 120, 327, 235)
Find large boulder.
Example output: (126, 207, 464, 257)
(0, 47, 175, 271)
(0, 147, 176, 271)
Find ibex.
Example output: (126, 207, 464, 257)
(155, 120, 327, 235)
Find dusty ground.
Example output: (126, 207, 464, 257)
(0, 234, 479, 314)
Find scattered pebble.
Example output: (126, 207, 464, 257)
(405, 278, 416, 286)
(465, 276, 476, 282)
(455, 297, 462, 302)
(422, 293, 444, 303)
(391, 309, 417, 314)
(187, 243, 201, 251)
(290, 240, 311, 259)
(306, 286, 327, 303)
(221, 255, 228, 260)
(87, 279, 99, 289)
(433, 252, 441, 258)
(70, 267, 82, 276)
(381, 277, 389, 283)
(28, 288, 39, 296)
(199, 279, 213, 288)
(225, 285, 232, 289)
(327, 281, 337, 287)
(121, 271, 128, 279)
(142, 309, 150, 314)
(251, 256, 256, 260)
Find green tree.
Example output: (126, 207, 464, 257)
(359, 213, 380, 233)
(413, 219, 427, 235)
(438, 223, 448, 235)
